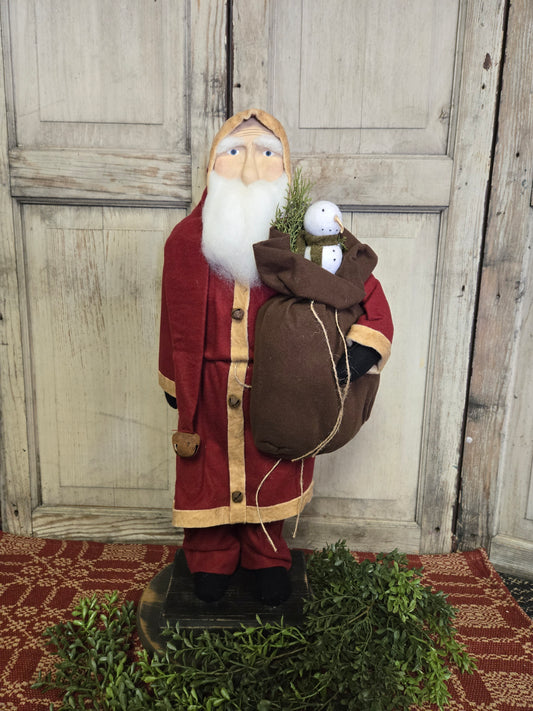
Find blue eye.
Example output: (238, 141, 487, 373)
(264, 150, 273, 157)
(229, 148, 239, 156)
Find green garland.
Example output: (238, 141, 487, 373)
(271, 167, 313, 251)
(33, 541, 475, 710)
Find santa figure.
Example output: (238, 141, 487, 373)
(159, 109, 392, 605)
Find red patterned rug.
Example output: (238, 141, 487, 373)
(0, 532, 532, 710)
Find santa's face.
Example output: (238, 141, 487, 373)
(201, 119, 288, 286)
(213, 118, 284, 184)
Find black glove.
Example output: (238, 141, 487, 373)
(336, 343, 380, 385)
(165, 392, 177, 409)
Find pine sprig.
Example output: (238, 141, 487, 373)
(271, 167, 313, 251)
(33, 542, 476, 711)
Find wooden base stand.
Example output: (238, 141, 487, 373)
(137, 549, 309, 653)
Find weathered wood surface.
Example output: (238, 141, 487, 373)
(252, 0, 458, 156)
(232, 0, 269, 111)
(0, 0, 227, 539)
(24, 205, 181, 510)
(0, 1, 522, 564)
(0, 20, 32, 535)
(234, 0, 506, 554)
(9, 149, 191, 205)
(9, 0, 188, 153)
(418, 0, 506, 553)
(189, 0, 227, 203)
(291, 517, 421, 555)
(490, 536, 533, 581)
(489, 241, 533, 559)
(459, 0, 533, 556)
(310, 213, 439, 530)
(293, 156, 452, 210)
(32, 506, 181, 545)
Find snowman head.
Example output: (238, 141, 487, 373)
(304, 200, 343, 236)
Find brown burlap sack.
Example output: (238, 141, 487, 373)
(251, 228, 380, 460)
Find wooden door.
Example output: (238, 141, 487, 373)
(459, 0, 533, 578)
(0, 1, 508, 554)
(232, 0, 506, 553)
(0, 0, 227, 540)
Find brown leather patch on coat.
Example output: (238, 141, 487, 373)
(172, 431, 201, 458)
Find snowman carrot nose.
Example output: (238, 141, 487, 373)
(334, 215, 344, 233)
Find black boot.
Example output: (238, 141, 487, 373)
(253, 567, 291, 606)
(192, 572, 231, 603)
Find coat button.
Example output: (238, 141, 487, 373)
(232, 491, 243, 503)
(228, 395, 241, 408)
(231, 308, 245, 321)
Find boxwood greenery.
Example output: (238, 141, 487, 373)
(33, 541, 475, 710)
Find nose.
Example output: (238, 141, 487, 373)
(241, 148, 259, 185)
(334, 215, 344, 233)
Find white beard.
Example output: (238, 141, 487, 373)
(201, 171, 289, 286)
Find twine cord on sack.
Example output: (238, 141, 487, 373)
(231, 363, 281, 550)
(255, 457, 305, 550)
(234, 363, 252, 389)
(255, 457, 305, 549)
(289, 305, 351, 539)
(292, 459, 305, 539)
(255, 458, 282, 551)
(291, 302, 351, 461)
(231, 363, 284, 550)
(255, 303, 352, 550)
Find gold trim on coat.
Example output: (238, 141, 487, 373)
(159, 371, 176, 397)
(172, 481, 314, 528)
(226, 283, 251, 523)
(346, 324, 392, 371)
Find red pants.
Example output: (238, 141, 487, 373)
(183, 522, 292, 575)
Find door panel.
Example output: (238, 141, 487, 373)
(0, 1, 509, 551)
(257, 0, 457, 208)
(274, 0, 457, 154)
(299, 2, 433, 131)
(0, 0, 227, 540)
(492, 212, 533, 554)
(24, 205, 182, 509)
(310, 213, 439, 523)
(460, 0, 533, 577)
(10, 0, 186, 150)
(232, 0, 506, 553)
(7, 0, 190, 206)
(490, 272, 533, 577)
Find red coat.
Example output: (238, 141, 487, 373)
(159, 198, 393, 528)
(159, 196, 314, 528)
